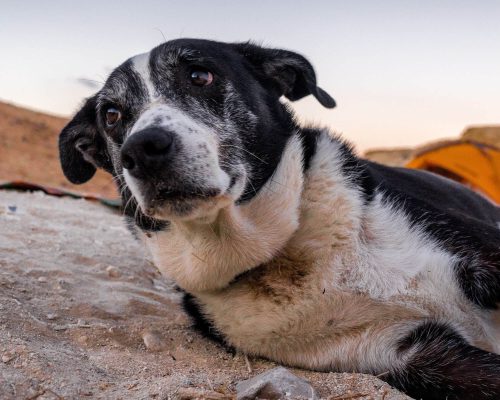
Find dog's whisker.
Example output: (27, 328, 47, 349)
(155, 27, 167, 43)
(219, 144, 268, 164)
(244, 174, 258, 197)
(269, 178, 294, 191)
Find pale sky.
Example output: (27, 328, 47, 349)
(1, 0, 499, 151)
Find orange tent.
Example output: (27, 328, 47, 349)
(406, 140, 500, 204)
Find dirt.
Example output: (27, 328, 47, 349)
(363, 148, 414, 167)
(0, 101, 117, 199)
(0, 190, 412, 399)
(461, 126, 500, 147)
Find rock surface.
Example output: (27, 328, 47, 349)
(236, 367, 318, 399)
(0, 190, 412, 399)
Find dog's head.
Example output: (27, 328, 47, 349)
(59, 39, 335, 221)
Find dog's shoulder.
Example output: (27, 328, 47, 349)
(283, 129, 500, 255)
(300, 128, 499, 226)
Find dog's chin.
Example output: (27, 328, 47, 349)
(145, 193, 234, 223)
(138, 175, 246, 224)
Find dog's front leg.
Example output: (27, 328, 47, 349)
(144, 135, 305, 292)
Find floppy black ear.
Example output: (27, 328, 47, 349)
(58, 95, 112, 184)
(234, 42, 336, 108)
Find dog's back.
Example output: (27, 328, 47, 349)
(366, 161, 500, 225)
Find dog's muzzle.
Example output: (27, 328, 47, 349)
(120, 126, 230, 220)
(121, 127, 175, 179)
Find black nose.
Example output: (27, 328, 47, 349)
(121, 128, 176, 177)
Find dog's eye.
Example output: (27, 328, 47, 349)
(105, 107, 121, 127)
(190, 69, 213, 87)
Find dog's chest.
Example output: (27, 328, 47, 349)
(194, 164, 453, 360)
(187, 141, 497, 367)
(194, 218, 474, 369)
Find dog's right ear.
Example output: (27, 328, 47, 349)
(59, 95, 112, 184)
(234, 42, 336, 108)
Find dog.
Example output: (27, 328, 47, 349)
(58, 38, 500, 400)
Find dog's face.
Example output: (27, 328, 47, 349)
(59, 39, 334, 222)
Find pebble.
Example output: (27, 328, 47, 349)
(37, 276, 48, 283)
(142, 331, 164, 352)
(106, 265, 121, 278)
(2, 354, 15, 363)
(46, 313, 58, 320)
(77, 335, 88, 345)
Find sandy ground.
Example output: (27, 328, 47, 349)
(0, 190, 412, 399)
(0, 101, 117, 199)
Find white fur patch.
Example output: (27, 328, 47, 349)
(131, 52, 156, 100)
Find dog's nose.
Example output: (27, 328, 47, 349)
(121, 128, 176, 177)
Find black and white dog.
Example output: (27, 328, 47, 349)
(59, 39, 500, 400)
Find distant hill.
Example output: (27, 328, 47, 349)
(0, 101, 117, 198)
(363, 147, 414, 167)
(364, 126, 500, 166)
(461, 126, 500, 147)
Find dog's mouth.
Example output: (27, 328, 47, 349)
(156, 187, 221, 202)
(137, 176, 239, 221)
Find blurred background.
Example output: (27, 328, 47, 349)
(1, 0, 499, 201)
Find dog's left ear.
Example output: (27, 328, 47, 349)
(59, 95, 113, 184)
(234, 42, 336, 108)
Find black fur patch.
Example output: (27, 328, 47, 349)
(59, 95, 113, 184)
(296, 128, 378, 202)
(298, 127, 319, 172)
(237, 101, 298, 203)
(386, 321, 500, 400)
(333, 135, 377, 202)
(181, 293, 229, 348)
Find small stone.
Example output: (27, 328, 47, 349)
(53, 325, 68, 331)
(37, 277, 48, 283)
(46, 313, 58, 320)
(77, 335, 88, 345)
(2, 354, 15, 363)
(106, 265, 121, 278)
(236, 366, 318, 400)
(142, 331, 164, 352)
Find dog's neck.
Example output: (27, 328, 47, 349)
(141, 132, 303, 292)
(143, 129, 364, 293)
